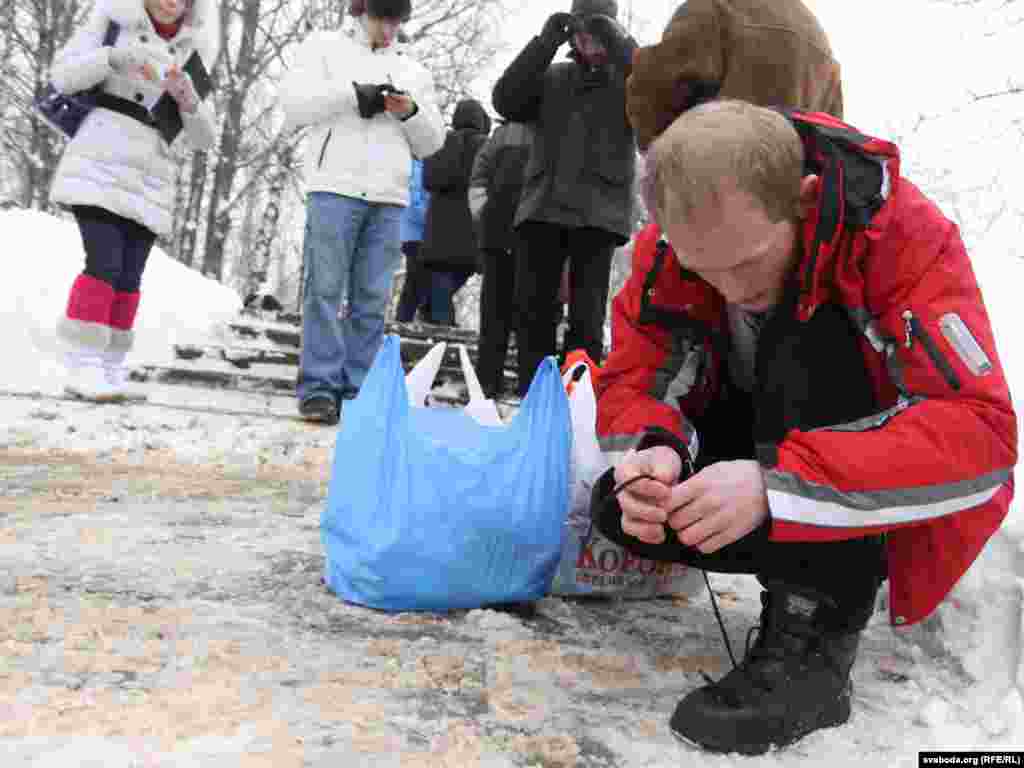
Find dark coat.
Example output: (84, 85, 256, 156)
(469, 121, 534, 252)
(419, 99, 491, 272)
(492, 37, 636, 245)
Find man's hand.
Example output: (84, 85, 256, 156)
(665, 460, 769, 553)
(384, 91, 416, 119)
(613, 445, 682, 545)
(164, 66, 199, 114)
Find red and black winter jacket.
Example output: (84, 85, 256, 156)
(594, 110, 1017, 626)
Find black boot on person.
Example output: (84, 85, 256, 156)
(670, 579, 862, 755)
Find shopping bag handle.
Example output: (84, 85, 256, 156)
(459, 344, 503, 426)
(459, 344, 486, 403)
(561, 350, 600, 395)
(405, 340, 447, 407)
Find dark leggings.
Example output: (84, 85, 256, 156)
(513, 222, 616, 396)
(72, 205, 156, 292)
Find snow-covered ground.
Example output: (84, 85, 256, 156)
(4, 208, 242, 392)
(1, 208, 1023, 761)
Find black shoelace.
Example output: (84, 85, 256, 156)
(602, 475, 739, 675)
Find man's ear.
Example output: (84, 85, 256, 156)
(797, 174, 820, 219)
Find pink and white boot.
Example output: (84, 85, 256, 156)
(104, 290, 147, 401)
(102, 328, 147, 402)
(59, 274, 122, 402)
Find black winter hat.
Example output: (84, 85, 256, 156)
(366, 0, 412, 21)
(570, 0, 618, 18)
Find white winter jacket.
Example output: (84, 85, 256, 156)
(279, 22, 444, 207)
(49, 0, 220, 236)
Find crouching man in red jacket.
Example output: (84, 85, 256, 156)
(590, 100, 1017, 755)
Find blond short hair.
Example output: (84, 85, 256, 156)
(646, 100, 805, 226)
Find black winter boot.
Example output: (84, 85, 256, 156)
(670, 580, 861, 755)
(298, 393, 340, 426)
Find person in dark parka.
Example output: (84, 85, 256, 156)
(492, 0, 637, 396)
(419, 98, 492, 326)
(468, 119, 535, 398)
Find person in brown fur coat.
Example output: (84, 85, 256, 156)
(626, 0, 843, 152)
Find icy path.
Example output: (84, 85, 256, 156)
(0, 393, 1022, 766)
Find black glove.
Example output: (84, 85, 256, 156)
(540, 12, 577, 48)
(353, 82, 386, 118)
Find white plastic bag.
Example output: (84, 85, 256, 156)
(404, 341, 502, 426)
(563, 362, 610, 530)
(550, 359, 705, 600)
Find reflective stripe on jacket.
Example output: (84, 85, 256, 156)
(595, 112, 1017, 626)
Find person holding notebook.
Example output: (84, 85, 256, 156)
(48, 0, 219, 402)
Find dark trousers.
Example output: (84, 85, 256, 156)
(515, 222, 616, 396)
(395, 242, 430, 322)
(593, 360, 887, 633)
(593, 476, 886, 632)
(477, 246, 518, 398)
(395, 243, 465, 326)
(72, 205, 156, 292)
(427, 268, 471, 327)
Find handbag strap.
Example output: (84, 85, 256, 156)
(103, 21, 121, 47)
(94, 91, 158, 128)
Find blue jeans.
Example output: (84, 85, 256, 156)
(298, 192, 403, 404)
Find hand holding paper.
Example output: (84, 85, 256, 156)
(164, 65, 199, 114)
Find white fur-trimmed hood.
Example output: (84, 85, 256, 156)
(96, 0, 221, 67)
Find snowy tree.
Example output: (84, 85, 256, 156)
(1, 0, 90, 209)
(191, 0, 307, 280)
(886, 0, 1024, 257)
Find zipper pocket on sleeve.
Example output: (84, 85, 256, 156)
(317, 129, 333, 170)
(902, 309, 962, 391)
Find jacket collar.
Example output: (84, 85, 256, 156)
(100, 0, 220, 64)
(789, 117, 900, 321)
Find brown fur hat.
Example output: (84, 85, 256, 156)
(626, 0, 843, 151)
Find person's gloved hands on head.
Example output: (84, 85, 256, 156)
(540, 12, 578, 48)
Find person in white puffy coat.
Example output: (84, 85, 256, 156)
(279, 0, 445, 425)
(49, 0, 219, 402)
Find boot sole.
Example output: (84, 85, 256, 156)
(64, 388, 142, 404)
(669, 695, 851, 755)
(298, 401, 339, 425)
(300, 414, 339, 425)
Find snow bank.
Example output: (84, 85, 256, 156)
(1, 208, 241, 391)
(899, 227, 1024, 749)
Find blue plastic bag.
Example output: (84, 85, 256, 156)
(322, 335, 572, 611)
